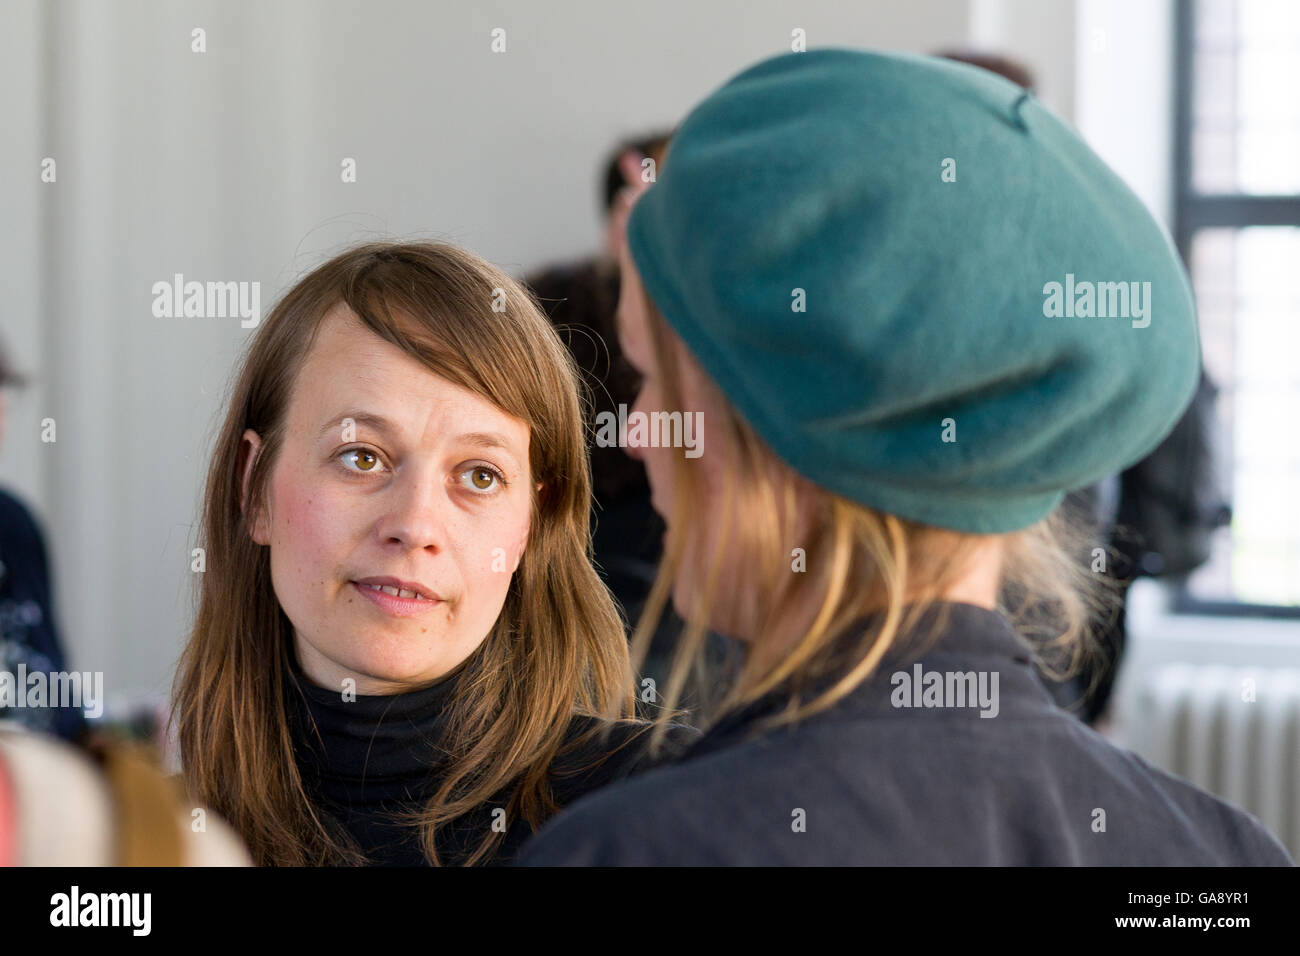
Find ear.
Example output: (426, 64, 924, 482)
(239, 429, 270, 545)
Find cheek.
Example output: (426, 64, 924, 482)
(453, 499, 532, 591)
(267, 469, 351, 606)
(273, 471, 334, 552)
(633, 380, 678, 515)
(641, 445, 675, 511)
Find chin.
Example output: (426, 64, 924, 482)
(669, 579, 691, 624)
(672, 578, 748, 641)
(670, 582, 712, 634)
(339, 642, 451, 688)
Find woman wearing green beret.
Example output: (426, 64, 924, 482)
(516, 48, 1294, 866)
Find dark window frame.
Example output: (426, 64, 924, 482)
(1168, 0, 1300, 619)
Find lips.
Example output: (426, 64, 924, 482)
(352, 576, 441, 602)
(351, 579, 444, 619)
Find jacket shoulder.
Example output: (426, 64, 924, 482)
(518, 713, 1297, 866)
(518, 737, 759, 866)
(1115, 744, 1294, 866)
(546, 716, 702, 807)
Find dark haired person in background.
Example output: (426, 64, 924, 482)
(0, 339, 86, 742)
(934, 49, 1037, 91)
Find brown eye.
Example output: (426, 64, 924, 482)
(460, 464, 505, 494)
(340, 448, 382, 473)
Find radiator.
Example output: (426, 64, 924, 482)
(1126, 664, 1300, 858)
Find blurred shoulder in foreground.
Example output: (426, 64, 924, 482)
(0, 725, 250, 865)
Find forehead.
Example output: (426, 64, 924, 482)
(297, 304, 402, 385)
(289, 304, 530, 447)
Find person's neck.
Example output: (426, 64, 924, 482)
(744, 537, 1005, 678)
(292, 636, 464, 697)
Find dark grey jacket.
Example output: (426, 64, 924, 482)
(517, 602, 1294, 866)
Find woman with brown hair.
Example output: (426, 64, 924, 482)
(515, 49, 1294, 866)
(172, 240, 696, 866)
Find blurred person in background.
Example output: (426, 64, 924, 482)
(0, 336, 86, 743)
(0, 337, 239, 863)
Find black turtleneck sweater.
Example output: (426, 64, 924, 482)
(284, 660, 700, 866)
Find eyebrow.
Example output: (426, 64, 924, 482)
(317, 410, 521, 461)
(317, 411, 396, 441)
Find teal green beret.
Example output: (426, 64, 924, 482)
(626, 48, 1200, 534)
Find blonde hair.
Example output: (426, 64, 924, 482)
(173, 241, 641, 866)
(624, 286, 1116, 751)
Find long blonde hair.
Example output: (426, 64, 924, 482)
(625, 285, 1115, 750)
(172, 241, 638, 866)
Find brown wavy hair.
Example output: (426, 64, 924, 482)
(172, 241, 638, 866)
(622, 283, 1115, 751)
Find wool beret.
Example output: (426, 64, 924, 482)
(626, 48, 1201, 534)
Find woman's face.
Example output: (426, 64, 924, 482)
(241, 304, 535, 694)
(615, 244, 755, 639)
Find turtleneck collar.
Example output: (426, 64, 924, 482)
(281, 655, 702, 866)
(284, 659, 463, 809)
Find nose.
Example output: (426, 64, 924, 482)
(375, 467, 450, 553)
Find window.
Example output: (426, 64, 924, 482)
(1173, 0, 1300, 611)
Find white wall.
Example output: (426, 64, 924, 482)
(1075, 0, 1175, 226)
(971, 0, 1077, 118)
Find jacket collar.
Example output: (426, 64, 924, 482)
(686, 601, 1064, 759)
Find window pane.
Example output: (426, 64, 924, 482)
(1185, 227, 1300, 606)
(1191, 0, 1300, 195)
